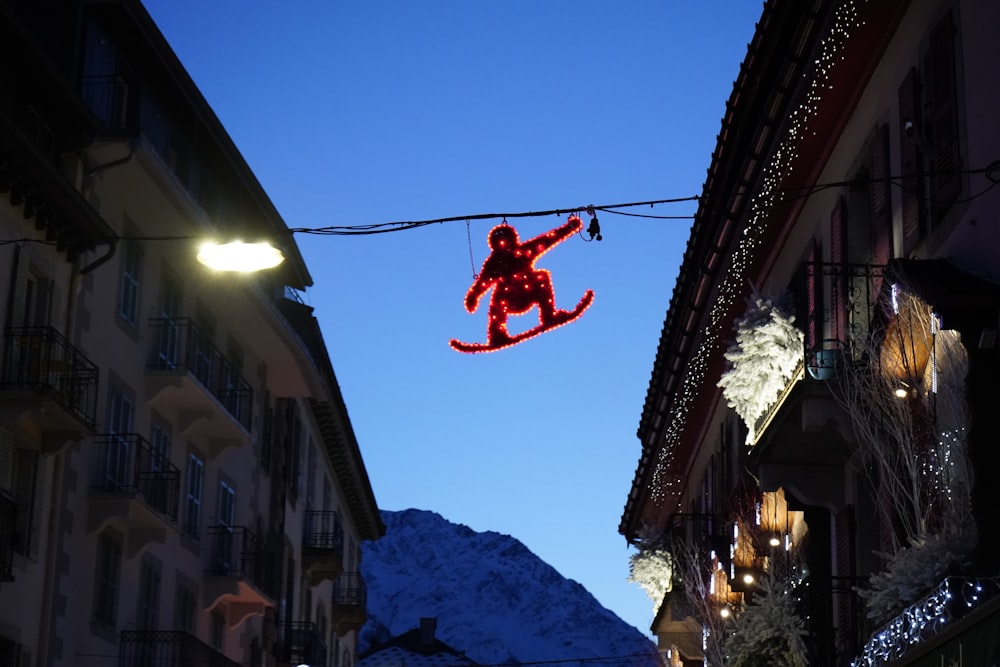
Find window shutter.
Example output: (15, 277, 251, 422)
(0, 430, 14, 494)
(898, 67, 925, 255)
(868, 124, 893, 267)
(924, 12, 961, 221)
(829, 197, 848, 347)
(835, 506, 858, 655)
(805, 242, 821, 354)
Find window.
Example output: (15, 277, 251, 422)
(210, 608, 225, 650)
(20, 269, 51, 327)
(214, 481, 236, 573)
(306, 441, 317, 510)
(117, 239, 142, 327)
(93, 532, 122, 627)
(286, 411, 302, 503)
(898, 10, 963, 253)
(173, 585, 196, 632)
(0, 428, 39, 556)
(155, 274, 182, 368)
(149, 421, 171, 466)
(137, 560, 160, 630)
(183, 454, 204, 542)
(104, 388, 134, 491)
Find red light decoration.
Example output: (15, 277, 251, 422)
(450, 215, 594, 353)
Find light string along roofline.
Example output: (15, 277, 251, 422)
(1, 162, 996, 248)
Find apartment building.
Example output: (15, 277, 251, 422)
(0, 1, 384, 665)
(621, 0, 999, 665)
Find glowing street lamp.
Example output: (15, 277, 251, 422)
(197, 241, 284, 272)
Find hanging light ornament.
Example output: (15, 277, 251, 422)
(450, 215, 594, 353)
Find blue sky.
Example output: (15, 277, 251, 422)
(140, 1, 763, 635)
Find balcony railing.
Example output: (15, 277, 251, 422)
(799, 262, 886, 372)
(2, 326, 98, 427)
(206, 525, 274, 596)
(91, 434, 180, 522)
(276, 622, 327, 667)
(333, 571, 366, 608)
(82, 74, 130, 130)
(147, 318, 252, 431)
(331, 571, 367, 635)
(748, 262, 887, 447)
(0, 492, 14, 582)
(118, 630, 239, 667)
(303, 510, 345, 585)
(304, 510, 344, 554)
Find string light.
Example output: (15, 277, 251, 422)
(450, 217, 594, 353)
(649, 0, 868, 503)
(853, 577, 1000, 667)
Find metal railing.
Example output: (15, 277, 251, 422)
(332, 571, 366, 608)
(2, 326, 99, 427)
(82, 74, 130, 129)
(800, 262, 886, 371)
(118, 630, 240, 667)
(0, 492, 14, 581)
(147, 318, 252, 431)
(276, 622, 327, 667)
(748, 262, 887, 446)
(91, 434, 180, 522)
(205, 525, 273, 596)
(303, 510, 344, 556)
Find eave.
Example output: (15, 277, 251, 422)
(621, 0, 910, 541)
(87, 0, 313, 291)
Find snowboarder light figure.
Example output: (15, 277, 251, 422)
(450, 215, 594, 353)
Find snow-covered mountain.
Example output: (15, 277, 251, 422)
(358, 508, 659, 666)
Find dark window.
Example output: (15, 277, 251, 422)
(183, 454, 204, 542)
(137, 561, 160, 630)
(93, 532, 122, 627)
(173, 586, 196, 632)
(118, 240, 142, 327)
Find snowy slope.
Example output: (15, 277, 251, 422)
(359, 509, 659, 666)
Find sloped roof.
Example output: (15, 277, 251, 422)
(359, 628, 479, 667)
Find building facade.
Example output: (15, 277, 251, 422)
(621, 0, 999, 665)
(0, 1, 384, 665)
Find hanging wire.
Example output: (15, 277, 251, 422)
(465, 218, 478, 279)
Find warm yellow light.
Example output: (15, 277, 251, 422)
(743, 573, 755, 585)
(894, 386, 910, 399)
(769, 536, 781, 547)
(720, 607, 731, 619)
(197, 241, 284, 272)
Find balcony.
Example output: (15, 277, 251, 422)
(331, 572, 367, 636)
(275, 622, 327, 667)
(145, 318, 253, 459)
(0, 493, 14, 582)
(118, 630, 239, 667)
(203, 526, 275, 627)
(0, 326, 98, 451)
(303, 510, 344, 585)
(87, 434, 179, 557)
(747, 263, 885, 507)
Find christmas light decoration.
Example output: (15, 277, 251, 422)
(650, 1, 867, 502)
(854, 577, 1000, 667)
(450, 216, 594, 353)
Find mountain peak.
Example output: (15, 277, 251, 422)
(360, 509, 658, 666)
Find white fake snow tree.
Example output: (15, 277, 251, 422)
(726, 575, 809, 667)
(718, 290, 804, 443)
(628, 526, 674, 613)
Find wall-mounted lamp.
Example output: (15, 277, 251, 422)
(197, 241, 284, 272)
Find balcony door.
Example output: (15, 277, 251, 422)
(155, 275, 181, 369)
(105, 390, 134, 491)
(214, 482, 236, 573)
